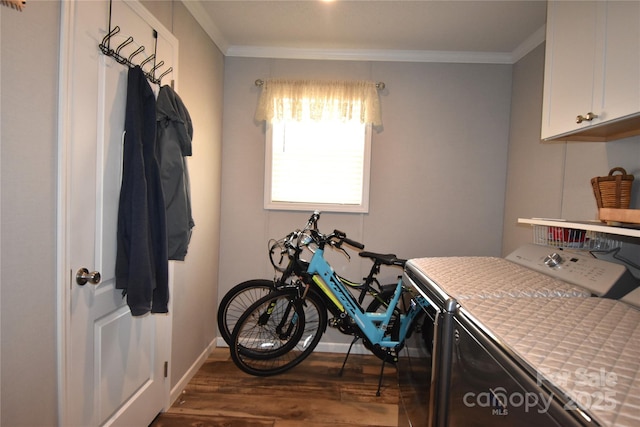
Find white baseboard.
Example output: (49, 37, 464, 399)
(169, 339, 216, 406)
(216, 336, 369, 354)
(214, 336, 424, 356)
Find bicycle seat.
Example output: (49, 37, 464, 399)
(359, 251, 407, 267)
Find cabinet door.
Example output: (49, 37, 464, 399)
(541, 1, 599, 140)
(595, 1, 640, 122)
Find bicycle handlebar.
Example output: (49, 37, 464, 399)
(298, 211, 364, 250)
(307, 227, 364, 253)
(332, 229, 365, 250)
(274, 212, 365, 264)
(305, 210, 321, 231)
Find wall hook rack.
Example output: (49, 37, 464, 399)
(98, 0, 173, 86)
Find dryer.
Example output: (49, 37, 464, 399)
(398, 245, 639, 427)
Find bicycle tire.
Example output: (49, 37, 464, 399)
(229, 288, 327, 376)
(235, 291, 307, 360)
(217, 279, 275, 345)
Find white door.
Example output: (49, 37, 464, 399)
(58, 1, 178, 425)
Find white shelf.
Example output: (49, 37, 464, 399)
(519, 218, 640, 239)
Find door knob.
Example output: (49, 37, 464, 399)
(76, 268, 101, 286)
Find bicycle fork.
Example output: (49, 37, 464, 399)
(259, 285, 310, 340)
(258, 298, 298, 340)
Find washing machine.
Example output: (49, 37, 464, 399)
(398, 244, 639, 427)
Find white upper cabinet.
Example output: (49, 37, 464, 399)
(596, 2, 640, 122)
(541, 1, 640, 142)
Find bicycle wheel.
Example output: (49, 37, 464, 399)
(217, 279, 275, 345)
(230, 288, 327, 376)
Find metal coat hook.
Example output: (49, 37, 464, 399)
(150, 61, 165, 74)
(127, 46, 145, 63)
(158, 67, 173, 82)
(97, 0, 173, 85)
(115, 36, 134, 55)
(140, 54, 156, 70)
(114, 37, 134, 64)
(99, 25, 121, 55)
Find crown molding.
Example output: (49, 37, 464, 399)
(226, 46, 520, 64)
(183, 1, 546, 65)
(181, 0, 229, 53)
(511, 24, 546, 63)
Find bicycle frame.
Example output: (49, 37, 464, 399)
(307, 246, 429, 349)
(226, 211, 429, 391)
(272, 227, 392, 306)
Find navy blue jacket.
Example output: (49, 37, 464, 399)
(116, 66, 169, 316)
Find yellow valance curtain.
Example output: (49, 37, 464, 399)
(255, 79, 382, 126)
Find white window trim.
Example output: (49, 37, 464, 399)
(264, 122, 372, 213)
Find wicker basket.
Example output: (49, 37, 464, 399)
(591, 167, 634, 209)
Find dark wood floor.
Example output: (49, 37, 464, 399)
(150, 347, 400, 427)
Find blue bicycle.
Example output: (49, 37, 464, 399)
(218, 215, 406, 349)
(229, 212, 432, 394)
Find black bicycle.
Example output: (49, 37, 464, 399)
(217, 212, 405, 356)
(227, 213, 420, 388)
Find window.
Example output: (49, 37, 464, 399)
(255, 79, 381, 213)
(265, 120, 372, 213)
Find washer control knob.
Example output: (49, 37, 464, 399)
(544, 252, 563, 268)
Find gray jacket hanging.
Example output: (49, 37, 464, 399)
(156, 85, 194, 261)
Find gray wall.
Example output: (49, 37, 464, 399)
(219, 57, 513, 349)
(2, 1, 637, 424)
(1, 1, 223, 424)
(168, 0, 223, 391)
(502, 44, 640, 266)
(502, 44, 565, 254)
(142, 0, 225, 392)
(1, 2, 60, 425)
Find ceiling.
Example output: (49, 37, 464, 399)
(183, 0, 548, 64)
